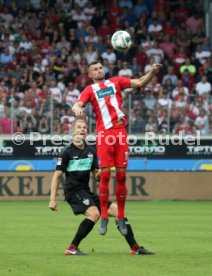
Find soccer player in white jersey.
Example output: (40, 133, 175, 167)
(72, 61, 162, 235)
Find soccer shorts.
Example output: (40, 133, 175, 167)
(67, 190, 112, 215)
(96, 124, 129, 168)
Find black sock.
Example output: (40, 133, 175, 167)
(71, 218, 95, 247)
(116, 218, 138, 248)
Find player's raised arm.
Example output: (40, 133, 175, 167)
(49, 170, 64, 211)
(130, 63, 162, 88)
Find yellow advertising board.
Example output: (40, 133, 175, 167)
(0, 171, 212, 200)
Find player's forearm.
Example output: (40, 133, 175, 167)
(138, 70, 156, 87)
(50, 175, 61, 201)
(130, 64, 162, 88)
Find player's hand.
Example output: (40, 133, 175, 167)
(95, 169, 101, 182)
(151, 63, 163, 73)
(49, 200, 58, 211)
(73, 107, 84, 118)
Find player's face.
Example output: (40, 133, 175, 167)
(88, 63, 105, 82)
(73, 121, 88, 140)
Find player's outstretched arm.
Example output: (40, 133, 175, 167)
(130, 63, 162, 88)
(72, 102, 85, 118)
(49, 170, 63, 211)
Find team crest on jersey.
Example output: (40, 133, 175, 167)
(96, 87, 115, 98)
(57, 158, 62, 165)
(87, 152, 93, 159)
(83, 198, 90, 206)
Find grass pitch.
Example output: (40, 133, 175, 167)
(0, 201, 211, 276)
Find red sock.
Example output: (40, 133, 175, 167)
(68, 244, 77, 250)
(99, 171, 111, 219)
(131, 244, 140, 251)
(116, 171, 127, 219)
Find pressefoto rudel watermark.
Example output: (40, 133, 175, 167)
(11, 131, 201, 146)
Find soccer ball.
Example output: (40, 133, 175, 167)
(111, 30, 132, 52)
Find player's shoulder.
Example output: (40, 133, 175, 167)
(108, 76, 120, 82)
(82, 84, 93, 93)
(60, 144, 72, 157)
(85, 144, 97, 154)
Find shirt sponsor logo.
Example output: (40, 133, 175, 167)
(96, 86, 115, 99)
(67, 158, 93, 171)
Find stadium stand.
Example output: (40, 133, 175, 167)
(0, 0, 211, 135)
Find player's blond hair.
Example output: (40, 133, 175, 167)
(71, 119, 88, 133)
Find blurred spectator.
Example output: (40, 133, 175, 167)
(175, 0, 189, 24)
(133, 0, 149, 20)
(145, 116, 158, 133)
(132, 113, 146, 133)
(72, 6, 87, 29)
(146, 41, 164, 64)
(195, 44, 211, 65)
(172, 79, 189, 99)
(49, 80, 62, 105)
(134, 45, 147, 69)
(0, 107, 15, 134)
(180, 57, 196, 75)
(38, 116, 50, 134)
(101, 46, 116, 64)
(158, 92, 173, 109)
(194, 108, 208, 134)
(143, 88, 157, 111)
(162, 65, 178, 87)
(0, 47, 13, 64)
(83, 45, 98, 64)
(159, 34, 176, 60)
(180, 69, 196, 93)
(97, 18, 112, 37)
(130, 57, 142, 76)
(195, 75, 211, 96)
(23, 119, 38, 134)
(173, 46, 188, 74)
(162, 78, 175, 95)
(118, 62, 133, 77)
(0, 0, 210, 136)
(84, 1, 96, 21)
(119, 0, 133, 10)
(186, 12, 203, 34)
(64, 82, 80, 108)
(147, 19, 163, 36)
(182, 120, 197, 134)
(163, 20, 177, 37)
(175, 27, 191, 55)
(85, 26, 99, 45)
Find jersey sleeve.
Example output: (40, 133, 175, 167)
(77, 86, 91, 106)
(116, 76, 131, 89)
(56, 149, 70, 172)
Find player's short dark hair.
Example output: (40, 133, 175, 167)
(87, 60, 101, 68)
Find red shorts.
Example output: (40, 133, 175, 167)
(96, 125, 129, 168)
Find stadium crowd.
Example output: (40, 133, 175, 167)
(0, 0, 211, 135)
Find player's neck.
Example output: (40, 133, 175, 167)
(93, 78, 105, 83)
(73, 140, 85, 149)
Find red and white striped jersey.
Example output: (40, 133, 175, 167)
(77, 76, 131, 131)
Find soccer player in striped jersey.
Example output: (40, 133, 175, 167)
(72, 61, 162, 236)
